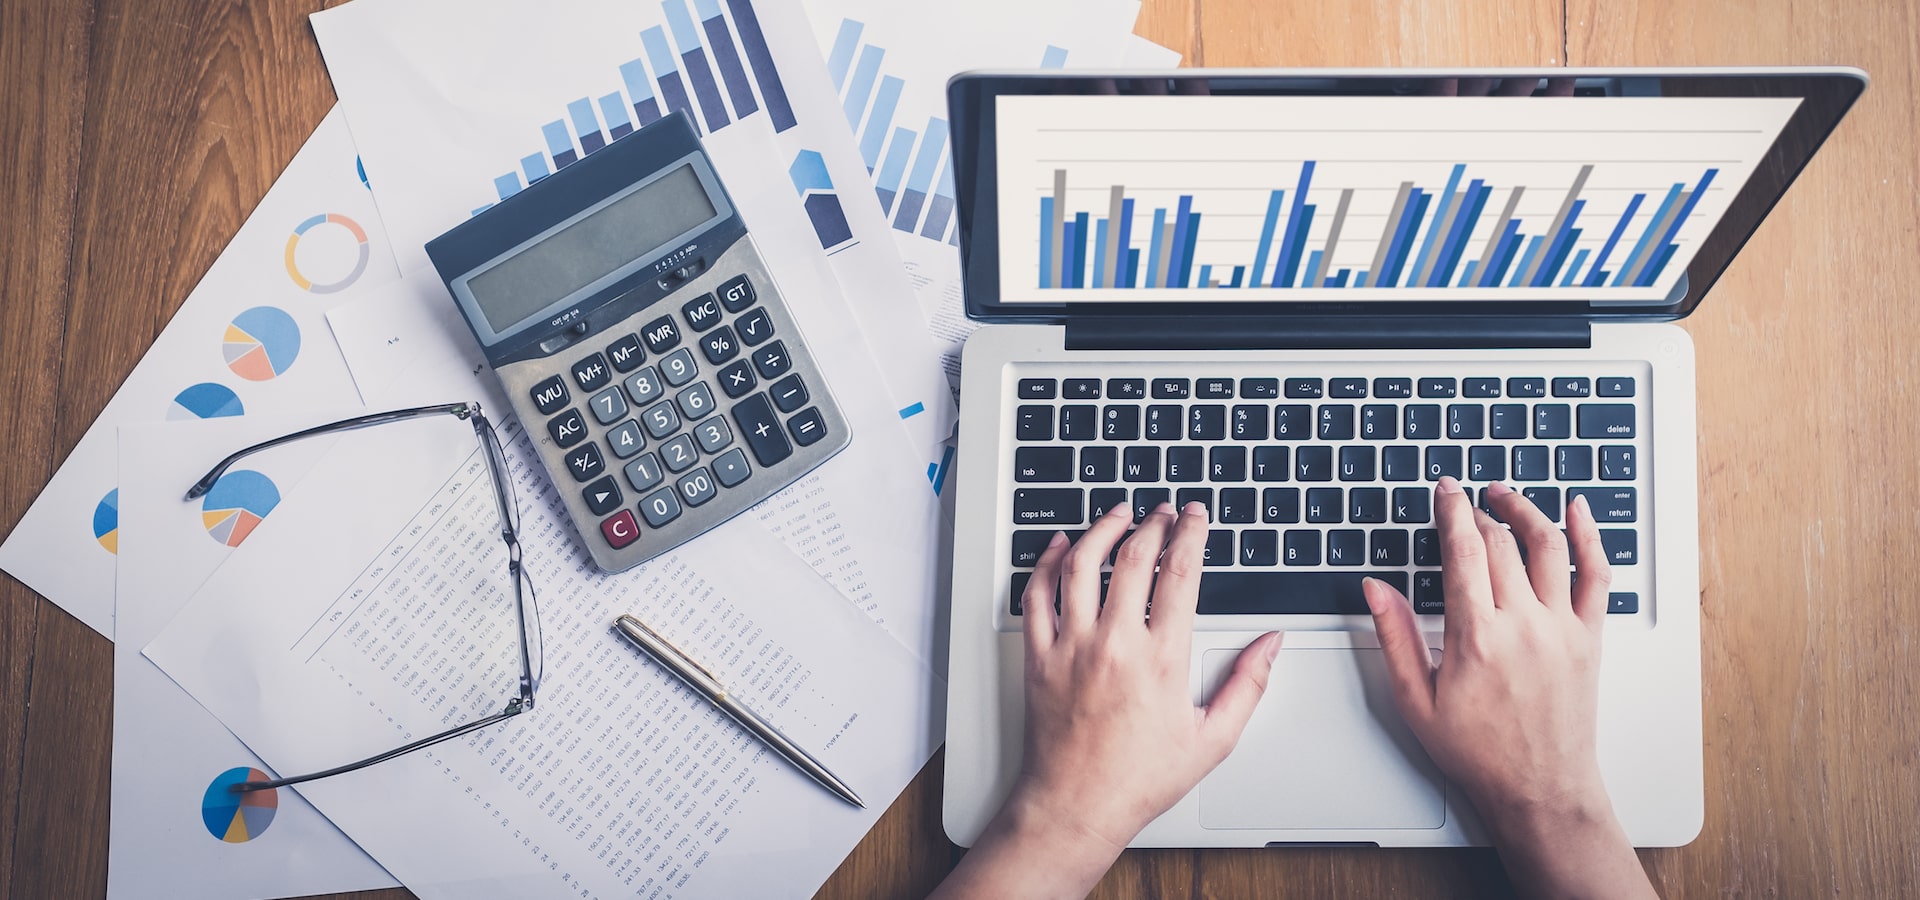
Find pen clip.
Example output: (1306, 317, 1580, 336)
(620, 614, 721, 684)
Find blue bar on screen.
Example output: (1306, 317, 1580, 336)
(1071, 213, 1090, 288)
(1168, 196, 1194, 287)
(598, 93, 634, 140)
(1127, 249, 1141, 288)
(1583, 193, 1645, 287)
(1380, 191, 1429, 287)
(842, 45, 884, 129)
(1327, 270, 1350, 288)
(1559, 249, 1591, 287)
(520, 153, 550, 184)
(1355, 271, 1369, 287)
(1197, 264, 1212, 288)
(494, 173, 520, 200)
(1303, 251, 1323, 288)
(1430, 181, 1487, 287)
(1144, 207, 1167, 288)
(1639, 244, 1680, 285)
(1039, 197, 1055, 288)
(860, 76, 903, 170)
(1481, 220, 1522, 287)
(724, 0, 794, 131)
(1636, 168, 1718, 287)
(1114, 198, 1135, 286)
(1613, 182, 1682, 286)
(1178, 213, 1203, 288)
(826, 19, 862, 88)
(1409, 164, 1466, 286)
(697, 4, 757, 121)
(1092, 218, 1109, 289)
(1278, 204, 1316, 288)
(568, 98, 605, 155)
(1508, 236, 1545, 287)
(1041, 45, 1068, 68)
(1228, 265, 1245, 288)
(1459, 260, 1479, 287)
(1273, 161, 1317, 287)
(1249, 190, 1284, 288)
(1532, 200, 1586, 287)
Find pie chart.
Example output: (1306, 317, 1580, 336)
(201, 469, 280, 548)
(93, 489, 119, 554)
(168, 382, 245, 420)
(223, 307, 301, 382)
(201, 766, 279, 843)
(284, 212, 370, 293)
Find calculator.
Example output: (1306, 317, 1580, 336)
(425, 112, 850, 573)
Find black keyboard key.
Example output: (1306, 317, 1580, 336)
(1327, 529, 1366, 566)
(1064, 378, 1101, 400)
(1577, 404, 1637, 439)
(1306, 487, 1343, 523)
(1608, 592, 1639, 614)
(1012, 488, 1084, 526)
(681, 293, 722, 332)
(1383, 446, 1421, 482)
(1599, 445, 1637, 480)
(1534, 403, 1572, 439)
(1089, 488, 1128, 520)
(1146, 405, 1182, 440)
(1463, 377, 1502, 398)
(732, 393, 792, 466)
(1317, 404, 1355, 440)
(1230, 405, 1268, 441)
(1188, 405, 1227, 440)
(1413, 571, 1445, 614)
(1167, 446, 1204, 482)
(1177, 488, 1215, 521)
(1447, 404, 1485, 440)
(1014, 447, 1073, 482)
(1202, 529, 1233, 566)
(1108, 378, 1146, 400)
(1132, 488, 1171, 522)
(606, 334, 645, 372)
(735, 308, 774, 346)
(1490, 403, 1527, 439)
(1240, 377, 1279, 399)
(699, 325, 740, 364)
(1339, 445, 1376, 482)
(1284, 530, 1321, 566)
(1392, 487, 1431, 523)
(562, 442, 606, 483)
(1262, 488, 1300, 523)
(770, 374, 809, 413)
(1273, 405, 1313, 440)
(1468, 445, 1506, 482)
(1151, 378, 1190, 399)
(751, 340, 792, 379)
(1196, 378, 1234, 399)
(1424, 445, 1463, 481)
(1239, 530, 1279, 566)
(1011, 531, 1054, 567)
(1296, 446, 1333, 481)
(530, 375, 570, 415)
(1556, 445, 1594, 481)
(1018, 378, 1057, 399)
(582, 476, 623, 516)
(1016, 405, 1053, 440)
(1600, 529, 1638, 565)
(1192, 571, 1411, 615)
(1552, 377, 1592, 398)
(1349, 487, 1387, 523)
(1252, 446, 1289, 482)
(1414, 529, 1441, 566)
(1219, 488, 1257, 524)
(1122, 446, 1160, 482)
(1209, 446, 1247, 482)
(1329, 377, 1368, 398)
(1418, 377, 1457, 398)
(1361, 405, 1398, 440)
(1598, 377, 1636, 398)
(1569, 487, 1637, 523)
(1370, 529, 1410, 566)
(718, 360, 758, 398)
(717, 273, 757, 312)
(1080, 446, 1118, 482)
(547, 408, 588, 448)
(1507, 377, 1545, 398)
(1102, 405, 1141, 441)
(1373, 377, 1413, 399)
(1404, 404, 1441, 440)
(1059, 405, 1098, 441)
(1513, 445, 1551, 481)
(1521, 486, 1561, 522)
(1285, 378, 1323, 399)
(572, 353, 612, 391)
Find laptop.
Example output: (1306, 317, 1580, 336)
(941, 68, 1864, 848)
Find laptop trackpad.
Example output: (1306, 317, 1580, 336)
(1198, 648, 1445, 830)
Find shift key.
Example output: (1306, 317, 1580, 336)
(1012, 489, 1085, 526)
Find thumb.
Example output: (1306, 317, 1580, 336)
(1363, 576, 1436, 726)
(1201, 631, 1283, 752)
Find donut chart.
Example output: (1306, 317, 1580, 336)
(168, 382, 245, 420)
(201, 766, 279, 843)
(284, 212, 370, 293)
(223, 307, 301, 382)
(200, 470, 280, 548)
(93, 489, 119, 554)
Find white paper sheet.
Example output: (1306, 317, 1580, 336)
(0, 108, 396, 638)
(108, 414, 399, 899)
(144, 400, 942, 900)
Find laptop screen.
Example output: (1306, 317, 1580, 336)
(948, 71, 1865, 321)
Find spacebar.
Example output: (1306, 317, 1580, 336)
(1195, 572, 1410, 615)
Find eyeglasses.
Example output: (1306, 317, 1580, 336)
(184, 402, 543, 794)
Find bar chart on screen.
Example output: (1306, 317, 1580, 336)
(997, 94, 1802, 303)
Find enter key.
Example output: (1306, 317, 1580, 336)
(1569, 487, 1637, 523)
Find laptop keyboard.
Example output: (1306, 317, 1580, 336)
(1005, 369, 1646, 618)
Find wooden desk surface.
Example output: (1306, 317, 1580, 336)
(3, 0, 1915, 896)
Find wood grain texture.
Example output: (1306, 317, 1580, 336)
(2, 0, 1916, 897)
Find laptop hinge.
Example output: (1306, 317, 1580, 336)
(1064, 316, 1591, 351)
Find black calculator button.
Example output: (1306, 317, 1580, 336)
(675, 382, 716, 420)
(599, 509, 640, 549)
(623, 452, 664, 491)
(606, 420, 646, 458)
(572, 354, 611, 391)
(718, 360, 757, 398)
(700, 325, 740, 364)
(642, 400, 680, 439)
(624, 366, 664, 405)
(682, 293, 722, 332)
(639, 487, 683, 527)
(531, 376, 570, 415)
(752, 340, 791, 379)
(563, 443, 605, 483)
(732, 393, 793, 466)
(770, 374, 809, 412)
(718, 274, 757, 312)
(695, 417, 733, 453)
(641, 315, 681, 353)
(677, 467, 718, 507)
(589, 386, 628, 425)
(736, 308, 774, 346)
(659, 348, 699, 386)
(547, 409, 587, 448)
(582, 476, 623, 516)
(713, 448, 752, 488)
(606, 334, 645, 372)
(788, 408, 828, 446)
(660, 434, 699, 473)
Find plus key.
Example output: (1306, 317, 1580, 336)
(730, 393, 793, 466)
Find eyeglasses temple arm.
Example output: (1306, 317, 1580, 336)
(186, 403, 479, 500)
(228, 697, 527, 794)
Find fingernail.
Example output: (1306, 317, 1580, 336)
(1487, 480, 1512, 495)
(1154, 501, 1177, 515)
(1264, 632, 1282, 662)
(1437, 475, 1463, 494)
(1105, 500, 1130, 517)
(1182, 500, 1207, 517)
(1360, 576, 1381, 611)
(1048, 531, 1068, 548)
(1573, 494, 1591, 517)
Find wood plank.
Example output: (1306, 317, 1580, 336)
(1195, 0, 1563, 67)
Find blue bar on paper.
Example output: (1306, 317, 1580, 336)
(893, 117, 948, 232)
(826, 18, 863, 88)
(619, 58, 664, 126)
(696, 1, 757, 121)
(1093, 218, 1110, 288)
(1303, 251, 1323, 288)
(1041, 44, 1068, 68)
(1168, 195, 1194, 287)
(1409, 164, 1466, 287)
(520, 153, 550, 184)
(1482, 220, 1522, 287)
(1508, 236, 1545, 287)
(543, 120, 578, 168)
(874, 126, 914, 212)
(471, 203, 493, 216)
(1459, 260, 1479, 287)
(788, 149, 832, 194)
(1559, 249, 1591, 287)
(1228, 265, 1245, 288)
(1613, 182, 1683, 286)
(1380, 191, 1430, 287)
(1126, 249, 1141, 288)
(642, 27, 697, 130)
(860, 76, 903, 170)
(920, 162, 955, 239)
(1249, 190, 1284, 288)
(1277, 204, 1316, 288)
(1430, 181, 1487, 287)
(1583, 193, 1645, 287)
(598, 93, 634, 141)
(1071, 212, 1090, 288)
(1039, 197, 1055, 288)
(494, 173, 520, 201)
(1636, 168, 1718, 287)
(1197, 264, 1212, 287)
(1273, 162, 1317, 287)
(725, 0, 795, 131)
(1144, 207, 1167, 288)
(842, 45, 884, 129)
(1639, 243, 1680, 284)
(664, 0, 729, 132)
(1532, 200, 1586, 287)
(567, 98, 606, 155)
(1113, 198, 1135, 286)
(1326, 269, 1350, 288)
(1177, 213, 1203, 288)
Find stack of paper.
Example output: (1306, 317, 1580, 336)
(0, 0, 1177, 896)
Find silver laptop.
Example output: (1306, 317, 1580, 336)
(942, 68, 1864, 848)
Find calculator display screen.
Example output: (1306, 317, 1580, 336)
(466, 164, 717, 332)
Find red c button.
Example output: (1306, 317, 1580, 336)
(600, 510, 640, 549)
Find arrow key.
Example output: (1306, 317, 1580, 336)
(582, 476, 623, 516)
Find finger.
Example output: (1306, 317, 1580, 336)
(1103, 502, 1177, 626)
(1486, 481, 1572, 610)
(1145, 501, 1211, 639)
(1566, 493, 1614, 629)
(1362, 576, 1436, 727)
(1201, 631, 1283, 753)
(1057, 500, 1132, 638)
(1473, 505, 1531, 609)
(1021, 532, 1068, 655)
(1434, 476, 1494, 637)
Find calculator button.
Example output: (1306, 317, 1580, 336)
(695, 417, 733, 453)
(589, 387, 628, 424)
(605, 420, 646, 458)
(562, 442, 605, 482)
(676, 382, 716, 420)
(712, 448, 752, 487)
(606, 334, 645, 373)
(718, 360, 757, 398)
(770, 374, 809, 413)
(660, 434, 699, 472)
(623, 453, 664, 491)
(752, 340, 791, 379)
(682, 293, 722, 332)
(677, 467, 718, 507)
(624, 366, 664, 405)
(659, 348, 699, 386)
(700, 325, 740, 364)
(642, 401, 680, 438)
(531, 376, 570, 415)
(736, 308, 774, 346)
(639, 487, 682, 527)
(718, 274, 756, 312)
(571, 354, 611, 391)
(546, 409, 587, 448)
(641, 315, 681, 353)
(732, 393, 793, 466)
(788, 408, 827, 446)
(599, 510, 640, 549)
(582, 476, 623, 516)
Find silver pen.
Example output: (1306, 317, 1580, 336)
(612, 614, 865, 808)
